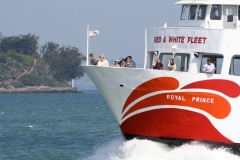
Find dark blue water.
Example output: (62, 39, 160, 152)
(0, 91, 121, 160)
(0, 91, 239, 160)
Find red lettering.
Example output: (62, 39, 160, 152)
(180, 37, 184, 43)
(155, 36, 207, 44)
(168, 36, 185, 43)
(169, 37, 174, 43)
(202, 37, 207, 44)
(187, 37, 192, 43)
(173, 37, 177, 43)
(198, 37, 202, 44)
(154, 37, 161, 43)
(194, 37, 198, 43)
(187, 37, 207, 44)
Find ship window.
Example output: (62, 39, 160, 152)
(238, 6, 240, 21)
(189, 5, 198, 20)
(159, 53, 190, 71)
(174, 53, 190, 71)
(197, 5, 207, 20)
(215, 57, 223, 74)
(159, 53, 173, 70)
(201, 56, 223, 74)
(230, 56, 240, 76)
(210, 5, 222, 20)
(226, 8, 233, 22)
(181, 5, 190, 20)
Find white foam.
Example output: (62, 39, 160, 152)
(84, 139, 240, 160)
(109, 138, 170, 160)
(164, 141, 240, 160)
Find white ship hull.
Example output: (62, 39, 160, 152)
(83, 0, 240, 148)
(83, 66, 240, 146)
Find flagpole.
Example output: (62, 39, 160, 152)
(86, 25, 89, 65)
(144, 27, 148, 69)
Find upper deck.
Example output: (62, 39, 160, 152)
(144, 0, 240, 75)
(176, 0, 240, 5)
(147, 27, 240, 54)
(175, 0, 240, 29)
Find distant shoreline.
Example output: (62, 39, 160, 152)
(0, 86, 79, 93)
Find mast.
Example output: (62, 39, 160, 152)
(144, 27, 148, 69)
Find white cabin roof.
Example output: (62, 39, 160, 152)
(175, 0, 240, 5)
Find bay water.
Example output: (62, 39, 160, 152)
(0, 91, 239, 160)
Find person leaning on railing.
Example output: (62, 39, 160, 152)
(120, 58, 125, 67)
(97, 54, 109, 67)
(89, 53, 98, 65)
(128, 56, 136, 68)
(123, 56, 136, 68)
(113, 59, 120, 67)
(123, 57, 133, 68)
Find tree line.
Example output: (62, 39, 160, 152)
(0, 33, 86, 82)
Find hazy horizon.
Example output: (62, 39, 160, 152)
(0, 0, 180, 90)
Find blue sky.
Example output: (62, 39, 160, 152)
(0, 0, 180, 90)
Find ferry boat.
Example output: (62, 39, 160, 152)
(83, 0, 240, 148)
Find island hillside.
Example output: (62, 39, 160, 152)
(0, 33, 86, 93)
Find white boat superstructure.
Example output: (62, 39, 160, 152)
(83, 0, 240, 148)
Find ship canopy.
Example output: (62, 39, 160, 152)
(174, 0, 240, 29)
(175, 0, 240, 5)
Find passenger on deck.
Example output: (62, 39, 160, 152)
(168, 58, 176, 71)
(120, 58, 125, 67)
(123, 56, 136, 68)
(202, 58, 215, 74)
(97, 54, 109, 67)
(128, 56, 136, 68)
(113, 59, 120, 67)
(89, 53, 98, 65)
(124, 57, 133, 68)
(153, 58, 163, 70)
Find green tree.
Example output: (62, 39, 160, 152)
(41, 42, 86, 81)
(41, 42, 59, 61)
(0, 33, 39, 56)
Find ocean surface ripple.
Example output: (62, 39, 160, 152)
(85, 138, 240, 160)
(0, 91, 239, 160)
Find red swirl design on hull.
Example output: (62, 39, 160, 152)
(122, 77, 179, 113)
(120, 77, 236, 143)
(181, 79, 240, 98)
(121, 109, 232, 143)
(122, 92, 231, 119)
